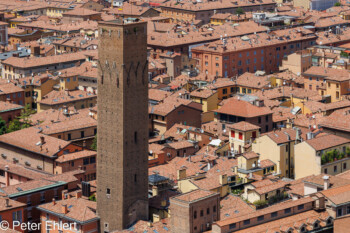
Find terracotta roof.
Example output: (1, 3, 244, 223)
(215, 197, 314, 227)
(215, 98, 273, 118)
(321, 184, 350, 206)
(190, 89, 216, 99)
(303, 66, 350, 82)
(228, 121, 260, 132)
(40, 115, 96, 135)
(29, 107, 91, 126)
(149, 89, 170, 102)
(263, 128, 299, 144)
(303, 174, 350, 189)
(259, 159, 275, 168)
(232, 210, 330, 233)
(148, 21, 267, 48)
(159, 0, 275, 12)
(0, 101, 23, 113)
(56, 150, 96, 163)
(150, 96, 200, 116)
(171, 189, 218, 202)
(314, 16, 349, 28)
(0, 179, 66, 197)
(337, 169, 350, 180)
(235, 72, 271, 89)
(2, 52, 86, 69)
(38, 89, 96, 106)
(167, 140, 194, 150)
(319, 107, 350, 132)
(253, 180, 289, 195)
(192, 27, 316, 54)
(0, 160, 49, 180)
(0, 127, 71, 158)
(19, 17, 98, 31)
(0, 197, 26, 212)
(242, 152, 259, 160)
(38, 197, 98, 223)
(0, 83, 24, 95)
(118, 219, 170, 233)
(220, 194, 254, 220)
(305, 134, 350, 151)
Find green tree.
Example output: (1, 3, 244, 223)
(334, 2, 341, 6)
(7, 104, 35, 133)
(7, 119, 22, 133)
(236, 7, 244, 15)
(18, 104, 35, 128)
(91, 135, 97, 151)
(0, 117, 6, 135)
(253, 200, 268, 209)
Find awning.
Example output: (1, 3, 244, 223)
(326, 58, 334, 63)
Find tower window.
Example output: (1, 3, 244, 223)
(134, 131, 137, 144)
(106, 188, 110, 195)
(134, 174, 137, 183)
(101, 74, 104, 84)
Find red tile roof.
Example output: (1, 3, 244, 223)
(215, 98, 272, 118)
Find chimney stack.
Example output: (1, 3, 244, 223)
(5, 198, 10, 207)
(52, 198, 56, 205)
(40, 136, 45, 145)
(62, 204, 68, 214)
(323, 175, 330, 190)
(76, 190, 82, 199)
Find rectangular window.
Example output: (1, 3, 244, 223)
(239, 132, 243, 140)
(257, 215, 264, 221)
(338, 208, 342, 217)
(213, 205, 216, 212)
(252, 131, 256, 138)
(83, 158, 89, 165)
(271, 212, 277, 218)
(334, 165, 337, 172)
(231, 130, 235, 138)
(258, 117, 261, 124)
(229, 223, 236, 229)
(298, 204, 304, 210)
(81, 131, 84, 138)
(200, 210, 203, 217)
(243, 219, 250, 225)
(284, 208, 291, 214)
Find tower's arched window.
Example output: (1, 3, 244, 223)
(134, 131, 137, 144)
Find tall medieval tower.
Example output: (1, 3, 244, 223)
(97, 20, 149, 232)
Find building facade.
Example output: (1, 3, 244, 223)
(97, 20, 149, 231)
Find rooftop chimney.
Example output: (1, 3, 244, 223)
(62, 204, 68, 214)
(323, 175, 330, 190)
(40, 136, 45, 145)
(76, 190, 82, 199)
(52, 198, 56, 205)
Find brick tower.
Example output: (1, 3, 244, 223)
(97, 20, 149, 232)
